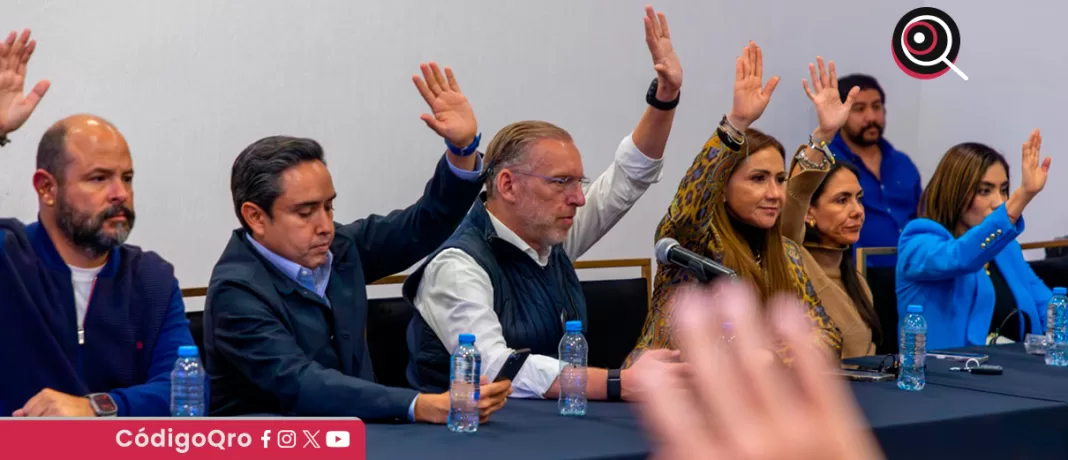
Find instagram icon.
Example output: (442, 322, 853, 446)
(277, 430, 297, 449)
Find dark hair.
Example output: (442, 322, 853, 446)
(837, 74, 885, 105)
(37, 123, 70, 181)
(230, 136, 326, 231)
(919, 142, 1009, 237)
(805, 161, 882, 346)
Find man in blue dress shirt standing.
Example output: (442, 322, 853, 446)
(829, 74, 923, 268)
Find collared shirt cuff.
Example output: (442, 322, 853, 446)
(509, 354, 562, 399)
(445, 152, 484, 182)
(408, 394, 418, 422)
(615, 134, 664, 184)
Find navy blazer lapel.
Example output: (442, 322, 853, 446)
(327, 259, 357, 375)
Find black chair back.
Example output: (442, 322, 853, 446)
(1029, 257, 1068, 292)
(866, 266, 898, 355)
(583, 278, 650, 369)
(366, 297, 417, 388)
(186, 310, 206, 360)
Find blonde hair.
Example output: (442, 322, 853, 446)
(483, 121, 573, 198)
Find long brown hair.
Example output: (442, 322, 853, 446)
(919, 142, 1010, 236)
(711, 128, 795, 301)
(803, 161, 882, 345)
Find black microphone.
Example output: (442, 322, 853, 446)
(655, 237, 737, 284)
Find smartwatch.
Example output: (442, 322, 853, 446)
(87, 393, 118, 417)
(607, 368, 622, 402)
(646, 78, 680, 111)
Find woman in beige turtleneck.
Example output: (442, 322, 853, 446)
(783, 57, 882, 358)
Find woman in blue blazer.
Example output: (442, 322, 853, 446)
(897, 130, 1054, 349)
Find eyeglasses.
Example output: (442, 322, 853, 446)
(513, 170, 591, 192)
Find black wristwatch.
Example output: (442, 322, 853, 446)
(87, 393, 118, 416)
(646, 78, 680, 111)
(607, 368, 622, 401)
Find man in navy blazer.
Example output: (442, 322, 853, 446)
(204, 62, 511, 422)
(0, 29, 196, 417)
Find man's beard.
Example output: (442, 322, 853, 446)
(846, 122, 884, 147)
(55, 195, 136, 258)
(514, 193, 567, 251)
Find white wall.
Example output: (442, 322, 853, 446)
(9, 1, 1052, 311)
(919, 0, 1068, 260)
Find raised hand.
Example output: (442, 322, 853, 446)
(0, 29, 51, 137)
(412, 62, 477, 148)
(644, 5, 682, 99)
(803, 57, 857, 142)
(727, 41, 779, 132)
(1020, 129, 1051, 196)
(632, 281, 883, 460)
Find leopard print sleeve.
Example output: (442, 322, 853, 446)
(655, 128, 738, 246)
(783, 238, 843, 356)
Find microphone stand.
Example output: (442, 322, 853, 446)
(989, 308, 1021, 345)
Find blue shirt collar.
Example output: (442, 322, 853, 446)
(245, 233, 333, 301)
(830, 132, 899, 164)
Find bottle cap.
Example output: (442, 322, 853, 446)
(177, 345, 199, 358)
(1054, 287, 1067, 295)
(907, 305, 923, 314)
(565, 320, 582, 332)
(458, 333, 476, 344)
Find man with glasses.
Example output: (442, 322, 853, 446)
(403, 6, 684, 401)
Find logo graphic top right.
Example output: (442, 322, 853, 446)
(892, 7, 968, 81)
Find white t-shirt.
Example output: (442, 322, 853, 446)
(69, 264, 105, 333)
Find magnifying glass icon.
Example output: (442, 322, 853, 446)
(901, 14, 968, 81)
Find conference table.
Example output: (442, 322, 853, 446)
(366, 344, 1068, 459)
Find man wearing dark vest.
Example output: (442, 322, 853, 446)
(204, 62, 511, 423)
(1, 29, 196, 417)
(405, 7, 684, 400)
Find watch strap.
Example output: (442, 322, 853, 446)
(607, 368, 622, 402)
(87, 393, 117, 416)
(646, 78, 680, 111)
(445, 132, 481, 157)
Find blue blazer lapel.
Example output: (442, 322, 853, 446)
(326, 260, 357, 375)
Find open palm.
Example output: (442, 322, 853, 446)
(644, 5, 682, 94)
(729, 41, 779, 131)
(412, 62, 477, 147)
(0, 29, 50, 137)
(803, 57, 857, 138)
(1020, 129, 1052, 195)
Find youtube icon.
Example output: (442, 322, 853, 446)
(326, 431, 350, 448)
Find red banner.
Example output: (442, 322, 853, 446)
(0, 418, 365, 459)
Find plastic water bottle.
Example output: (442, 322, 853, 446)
(1045, 287, 1068, 367)
(558, 320, 588, 416)
(170, 345, 205, 416)
(448, 333, 481, 433)
(897, 305, 927, 391)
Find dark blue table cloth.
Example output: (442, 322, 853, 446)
(366, 377, 1068, 459)
(924, 344, 1068, 403)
